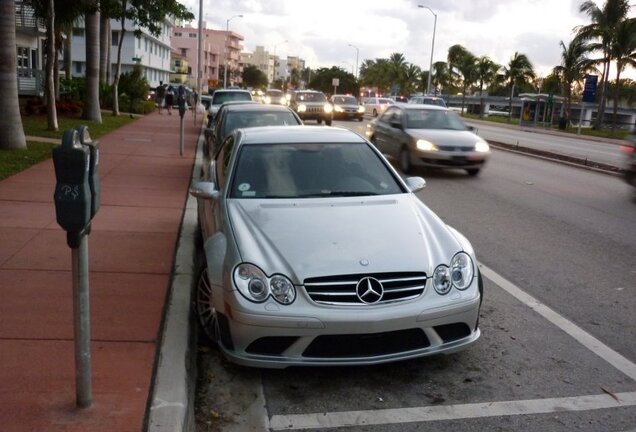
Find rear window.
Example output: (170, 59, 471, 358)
(213, 92, 252, 105)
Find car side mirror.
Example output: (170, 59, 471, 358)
(190, 181, 219, 200)
(467, 125, 477, 133)
(405, 176, 426, 193)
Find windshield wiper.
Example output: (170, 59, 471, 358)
(297, 191, 378, 198)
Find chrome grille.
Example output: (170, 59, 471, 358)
(303, 272, 427, 305)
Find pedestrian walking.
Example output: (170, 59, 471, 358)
(156, 82, 166, 114)
(165, 85, 175, 115)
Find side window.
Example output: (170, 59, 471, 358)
(215, 135, 235, 190)
(379, 107, 395, 123)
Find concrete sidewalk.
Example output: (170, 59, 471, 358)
(0, 111, 203, 431)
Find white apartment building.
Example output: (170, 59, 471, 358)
(71, 17, 174, 88)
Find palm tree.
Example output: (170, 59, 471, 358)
(83, 1, 102, 122)
(476, 56, 500, 117)
(402, 64, 422, 95)
(504, 52, 535, 120)
(552, 37, 595, 125)
(388, 53, 408, 94)
(608, 17, 636, 132)
(0, 0, 27, 149)
(431, 61, 450, 95)
(576, 0, 630, 129)
(447, 45, 477, 115)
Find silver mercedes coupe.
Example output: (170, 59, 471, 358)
(190, 126, 482, 368)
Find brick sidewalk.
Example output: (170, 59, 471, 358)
(0, 111, 201, 432)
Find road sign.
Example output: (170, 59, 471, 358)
(582, 75, 597, 103)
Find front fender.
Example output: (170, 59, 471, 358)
(203, 232, 227, 287)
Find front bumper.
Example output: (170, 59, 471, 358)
(413, 150, 489, 169)
(214, 281, 481, 368)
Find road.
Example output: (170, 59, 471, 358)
(464, 119, 625, 168)
(195, 119, 636, 432)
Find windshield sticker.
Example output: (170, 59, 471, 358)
(238, 183, 251, 192)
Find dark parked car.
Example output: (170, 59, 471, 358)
(367, 104, 490, 175)
(262, 89, 287, 105)
(330, 95, 365, 121)
(206, 103, 302, 155)
(207, 89, 253, 123)
(288, 90, 333, 125)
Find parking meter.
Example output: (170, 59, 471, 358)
(53, 129, 92, 244)
(75, 125, 100, 218)
(178, 85, 187, 118)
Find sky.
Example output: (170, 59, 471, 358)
(181, 0, 635, 80)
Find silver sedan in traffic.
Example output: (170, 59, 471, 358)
(191, 126, 483, 368)
(367, 104, 491, 176)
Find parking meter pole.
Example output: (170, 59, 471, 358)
(71, 232, 92, 408)
(180, 117, 185, 156)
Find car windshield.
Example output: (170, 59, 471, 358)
(222, 111, 300, 136)
(295, 92, 326, 102)
(333, 96, 358, 105)
(405, 109, 469, 130)
(266, 90, 283, 97)
(379, 99, 394, 104)
(213, 92, 252, 105)
(229, 143, 404, 199)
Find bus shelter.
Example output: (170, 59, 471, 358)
(518, 93, 564, 128)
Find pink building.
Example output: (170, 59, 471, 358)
(171, 24, 244, 92)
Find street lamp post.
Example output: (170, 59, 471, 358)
(418, 5, 437, 95)
(348, 43, 359, 79)
(224, 14, 243, 88)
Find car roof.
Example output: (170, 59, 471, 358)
(223, 104, 297, 113)
(213, 89, 251, 94)
(398, 104, 448, 111)
(239, 126, 367, 145)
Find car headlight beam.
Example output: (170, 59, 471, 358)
(324, 103, 333, 113)
(474, 141, 490, 153)
(233, 263, 297, 304)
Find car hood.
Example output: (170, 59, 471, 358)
(227, 194, 462, 283)
(405, 129, 483, 147)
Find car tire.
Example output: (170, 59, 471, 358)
(358, 117, 364, 122)
(196, 266, 219, 342)
(326, 118, 332, 126)
(466, 168, 481, 176)
(373, 109, 378, 117)
(399, 146, 413, 174)
(317, 118, 323, 124)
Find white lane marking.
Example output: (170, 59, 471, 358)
(479, 264, 636, 382)
(268, 392, 636, 430)
(264, 264, 636, 430)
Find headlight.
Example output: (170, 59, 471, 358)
(324, 103, 333, 113)
(358, 105, 365, 113)
(334, 106, 344, 112)
(449, 252, 474, 290)
(416, 139, 438, 152)
(298, 104, 307, 112)
(474, 141, 490, 153)
(433, 265, 452, 295)
(233, 263, 296, 304)
(279, 97, 287, 105)
(263, 96, 272, 104)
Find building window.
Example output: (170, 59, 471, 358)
(112, 31, 119, 46)
(72, 28, 84, 37)
(16, 47, 30, 69)
(181, 48, 187, 56)
(189, 33, 197, 38)
(174, 32, 182, 37)
(144, 38, 147, 52)
(137, 37, 141, 49)
(74, 61, 82, 74)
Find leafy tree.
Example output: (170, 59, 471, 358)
(552, 37, 596, 124)
(308, 67, 357, 95)
(289, 68, 301, 89)
(402, 64, 422, 95)
(102, 0, 194, 115)
(118, 63, 148, 112)
(476, 56, 500, 117)
(431, 61, 451, 95)
(576, 0, 630, 128)
(608, 17, 636, 131)
(446, 45, 478, 115)
(0, 0, 27, 149)
(503, 52, 535, 120)
(242, 64, 268, 89)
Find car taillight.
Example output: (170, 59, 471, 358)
(620, 145, 635, 155)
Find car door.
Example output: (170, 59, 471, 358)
(372, 107, 397, 154)
(385, 107, 406, 159)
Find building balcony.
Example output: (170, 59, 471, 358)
(17, 68, 43, 97)
(15, 0, 45, 34)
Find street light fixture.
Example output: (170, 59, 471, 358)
(418, 5, 437, 95)
(348, 43, 359, 79)
(224, 14, 243, 88)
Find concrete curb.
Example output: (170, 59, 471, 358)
(145, 122, 204, 432)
